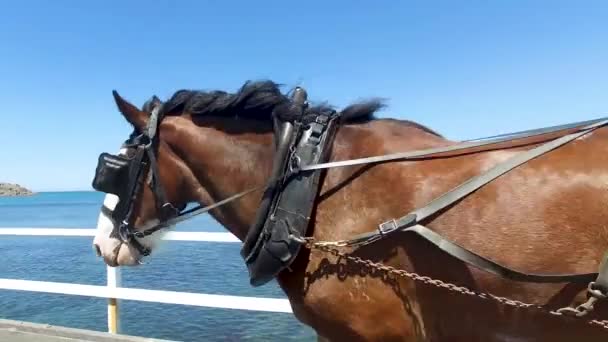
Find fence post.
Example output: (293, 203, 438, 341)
(106, 266, 121, 334)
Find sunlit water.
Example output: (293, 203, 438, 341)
(0, 191, 315, 341)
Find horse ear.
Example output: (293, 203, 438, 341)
(112, 90, 148, 131)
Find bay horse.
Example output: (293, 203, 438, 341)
(92, 80, 608, 341)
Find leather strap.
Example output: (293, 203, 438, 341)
(145, 146, 178, 220)
(461, 117, 608, 142)
(328, 119, 608, 283)
(407, 224, 595, 283)
(110, 145, 147, 241)
(139, 116, 608, 234)
(411, 119, 608, 224)
(145, 105, 162, 141)
(301, 116, 608, 172)
(136, 185, 265, 235)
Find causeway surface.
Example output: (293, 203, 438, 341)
(0, 319, 176, 342)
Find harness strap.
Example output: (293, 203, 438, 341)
(412, 119, 608, 223)
(407, 224, 594, 283)
(145, 146, 178, 220)
(134, 185, 265, 236)
(301, 116, 608, 172)
(461, 117, 608, 142)
(110, 146, 147, 241)
(324, 119, 608, 283)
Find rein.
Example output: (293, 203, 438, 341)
(301, 116, 608, 171)
(131, 185, 265, 237)
(142, 114, 608, 249)
(134, 115, 608, 280)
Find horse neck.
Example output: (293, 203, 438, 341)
(165, 116, 276, 240)
(165, 116, 446, 241)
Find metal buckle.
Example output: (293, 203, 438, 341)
(131, 134, 151, 148)
(378, 219, 398, 235)
(118, 221, 132, 242)
(289, 155, 301, 173)
(315, 114, 329, 125)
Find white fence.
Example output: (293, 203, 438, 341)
(0, 228, 293, 335)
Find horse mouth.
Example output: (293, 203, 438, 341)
(103, 243, 143, 267)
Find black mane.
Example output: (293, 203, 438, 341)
(158, 80, 442, 136)
(161, 80, 382, 124)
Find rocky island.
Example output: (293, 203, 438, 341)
(0, 182, 34, 197)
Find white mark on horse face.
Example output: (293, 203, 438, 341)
(93, 193, 171, 266)
(92, 193, 122, 265)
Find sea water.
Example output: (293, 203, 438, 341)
(0, 191, 315, 341)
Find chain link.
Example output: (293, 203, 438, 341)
(301, 237, 608, 331)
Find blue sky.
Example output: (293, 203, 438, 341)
(0, 1, 606, 191)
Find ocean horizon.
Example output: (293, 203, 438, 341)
(0, 191, 315, 341)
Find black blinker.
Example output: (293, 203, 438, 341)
(92, 153, 132, 196)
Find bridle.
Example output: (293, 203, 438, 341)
(93, 105, 180, 256)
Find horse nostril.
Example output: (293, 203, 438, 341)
(93, 244, 102, 257)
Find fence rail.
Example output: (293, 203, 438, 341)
(0, 227, 240, 242)
(0, 227, 292, 335)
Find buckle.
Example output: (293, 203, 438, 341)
(131, 134, 151, 148)
(315, 114, 329, 125)
(378, 214, 417, 236)
(118, 221, 132, 242)
(378, 219, 398, 235)
(289, 155, 301, 173)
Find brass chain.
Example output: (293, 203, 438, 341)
(301, 238, 608, 331)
